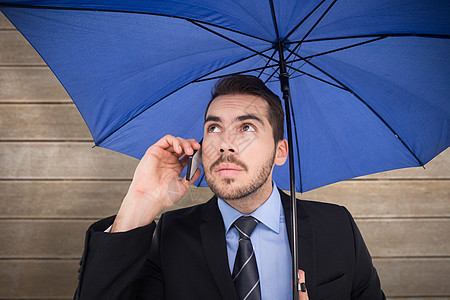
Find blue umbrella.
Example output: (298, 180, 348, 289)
(1, 1, 449, 298)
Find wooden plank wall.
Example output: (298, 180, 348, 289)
(1, 13, 449, 299)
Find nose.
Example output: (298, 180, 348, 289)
(219, 141, 238, 154)
(219, 134, 239, 154)
(220, 146, 235, 153)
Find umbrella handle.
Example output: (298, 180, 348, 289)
(277, 40, 300, 300)
(282, 80, 301, 300)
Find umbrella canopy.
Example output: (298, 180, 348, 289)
(1, 0, 449, 193)
(2, 1, 449, 298)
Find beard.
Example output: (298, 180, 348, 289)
(205, 148, 276, 201)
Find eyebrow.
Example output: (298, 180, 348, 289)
(204, 115, 221, 124)
(236, 114, 264, 125)
(204, 114, 265, 126)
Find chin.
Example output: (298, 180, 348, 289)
(207, 176, 266, 201)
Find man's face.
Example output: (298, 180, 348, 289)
(202, 94, 285, 201)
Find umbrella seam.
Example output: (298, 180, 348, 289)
(0, 3, 273, 44)
(283, 0, 328, 42)
(279, 0, 338, 68)
(257, 48, 279, 78)
(269, 0, 281, 41)
(296, 0, 338, 45)
(189, 20, 279, 65)
(287, 36, 387, 63)
(294, 52, 425, 167)
(298, 33, 450, 43)
(95, 48, 274, 147)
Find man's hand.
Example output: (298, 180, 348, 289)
(111, 135, 201, 232)
(298, 270, 309, 300)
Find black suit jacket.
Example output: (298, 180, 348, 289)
(75, 190, 385, 299)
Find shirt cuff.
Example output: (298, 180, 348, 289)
(104, 225, 112, 233)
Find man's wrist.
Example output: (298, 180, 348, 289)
(111, 193, 164, 233)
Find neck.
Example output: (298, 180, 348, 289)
(223, 178, 273, 214)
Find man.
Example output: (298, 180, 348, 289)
(75, 75, 385, 299)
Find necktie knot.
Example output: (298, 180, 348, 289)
(234, 216, 259, 240)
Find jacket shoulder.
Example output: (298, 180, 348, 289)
(280, 189, 349, 220)
(300, 198, 353, 226)
(299, 199, 348, 216)
(159, 196, 217, 224)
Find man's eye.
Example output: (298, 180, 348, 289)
(208, 125, 221, 133)
(242, 124, 256, 132)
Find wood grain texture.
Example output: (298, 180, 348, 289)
(0, 180, 447, 218)
(0, 12, 14, 29)
(0, 259, 447, 298)
(374, 258, 450, 297)
(1, 103, 449, 181)
(0, 260, 79, 299)
(357, 219, 450, 257)
(0, 12, 448, 299)
(0, 142, 138, 179)
(1, 143, 448, 179)
(0, 181, 127, 218)
(0, 68, 70, 102)
(0, 104, 91, 140)
(0, 220, 90, 258)
(300, 180, 450, 218)
(0, 219, 447, 258)
(0, 31, 45, 65)
(360, 148, 449, 179)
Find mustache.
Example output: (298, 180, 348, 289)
(210, 154, 248, 172)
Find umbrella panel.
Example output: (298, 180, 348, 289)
(1, 1, 449, 193)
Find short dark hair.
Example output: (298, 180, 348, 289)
(205, 75, 285, 143)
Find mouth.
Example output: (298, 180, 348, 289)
(214, 163, 244, 177)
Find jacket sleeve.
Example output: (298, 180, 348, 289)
(343, 208, 386, 300)
(74, 216, 157, 300)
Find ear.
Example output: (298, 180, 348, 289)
(274, 139, 288, 166)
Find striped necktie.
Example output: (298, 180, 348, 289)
(232, 216, 261, 300)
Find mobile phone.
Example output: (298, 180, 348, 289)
(186, 140, 202, 181)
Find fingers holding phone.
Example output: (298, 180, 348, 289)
(298, 270, 309, 300)
(112, 135, 201, 232)
(186, 139, 202, 181)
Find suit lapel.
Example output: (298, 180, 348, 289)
(198, 191, 316, 297)
(200, 197, 239, 300)
(280, 190, 317, 289)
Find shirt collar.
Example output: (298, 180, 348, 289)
(218, 181, 281, 234)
